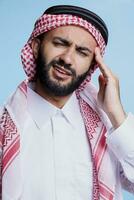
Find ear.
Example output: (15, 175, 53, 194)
(31, 38, 41, 59)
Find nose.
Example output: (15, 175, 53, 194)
(60, 46, 75, 65)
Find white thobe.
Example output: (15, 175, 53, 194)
(20, 86, 93, 200)
(19, 86, 134, 200)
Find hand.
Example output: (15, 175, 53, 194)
(95, 47, 126, 128)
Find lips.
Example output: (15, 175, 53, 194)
(53, 64, 72, 76)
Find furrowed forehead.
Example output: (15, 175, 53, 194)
(43, 25, 97, 45)
(44, 5, 108, 45)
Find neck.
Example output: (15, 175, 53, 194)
(34, 80, 72, 108)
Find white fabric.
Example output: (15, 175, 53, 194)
(107, 113, 134, 184)
(20, 85, 134, 200)
(1, 82, 134, 199)
(20, 86, 93, 200)
(79, 84, 134, 199)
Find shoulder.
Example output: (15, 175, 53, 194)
(80, 82, 112, 129)
(80, 82, 98, 106)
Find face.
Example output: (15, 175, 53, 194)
(33, 25, 97, 96)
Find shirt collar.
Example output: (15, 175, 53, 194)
(61, 93, 82, 129)
(27, 85, 57, 128)
(27, 84, 81, 129)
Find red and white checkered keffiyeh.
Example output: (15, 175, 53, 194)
(21, 14, 106, 82)
(0, 14, 116, 200)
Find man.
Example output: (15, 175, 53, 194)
(0, 4, 134, 200)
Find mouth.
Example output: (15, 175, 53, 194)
(52, 64, 72, 79)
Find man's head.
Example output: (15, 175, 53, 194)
(21, 5, 108, 95)
(32, 25, 97, 96)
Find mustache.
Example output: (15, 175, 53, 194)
(49, 59, 76, 77)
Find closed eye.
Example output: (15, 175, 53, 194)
(76, 46, 92, 57)
(53, 42, 67, 48)
(52, 37, 70, 47)
(77, 48, 89, 57)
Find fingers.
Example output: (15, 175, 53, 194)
(95, 47, 119, 87)
(98, 74, 107, 86)
(95, 47, 112, 78)
(98, 74, 106, 102)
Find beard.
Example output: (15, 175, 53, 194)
(36, 48, 89, 97)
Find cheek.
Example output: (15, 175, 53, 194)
(75, 58, 92, 75)
(44, 45, 63, 62)
(41, 44, 60, 64)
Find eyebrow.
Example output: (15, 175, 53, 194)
(77, 46, 92, 54)
(53, 36, 92, 54)
(53, 37, 71, 46)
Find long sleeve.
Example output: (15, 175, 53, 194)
(106, 113, 134, 193)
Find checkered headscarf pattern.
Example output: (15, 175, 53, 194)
(21, 14, 106, 81)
